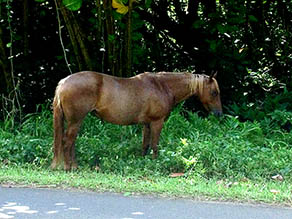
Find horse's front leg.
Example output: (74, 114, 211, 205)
(150, 119, 164, 159)
(142, 124, 151, 156)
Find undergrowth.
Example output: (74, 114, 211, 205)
(0, 98, 291, 181)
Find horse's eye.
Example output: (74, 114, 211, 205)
(211, 90, 218, 97)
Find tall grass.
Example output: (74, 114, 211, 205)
(0, 104, 291, 180)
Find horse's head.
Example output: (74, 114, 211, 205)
(199, 72, 222, 116)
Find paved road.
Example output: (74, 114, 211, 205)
(1, 186, 292, 219)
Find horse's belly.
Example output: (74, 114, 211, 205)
(95, 104, 142, 125)
(95, 83, 171, 125)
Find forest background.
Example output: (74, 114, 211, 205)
(0, 0, 291, 115)
(0, 0, 292, 193)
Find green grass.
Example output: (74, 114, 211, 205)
(0, 165, 291, 205)
(0, 104, 292, 205)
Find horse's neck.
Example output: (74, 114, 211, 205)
(158, 73, 198, 104)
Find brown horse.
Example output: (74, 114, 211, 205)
(51, 71, 222, 170)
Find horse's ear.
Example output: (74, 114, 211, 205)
(209, 71, 218, 82)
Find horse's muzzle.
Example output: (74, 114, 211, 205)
(213, 110, 223, 117)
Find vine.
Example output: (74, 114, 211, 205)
(54, 0, 72, 74)
(1, 0, 21, 126)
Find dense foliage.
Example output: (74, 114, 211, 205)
(0, 0, 292, 114)
(0, 101, 291, 179)
(0, 1, 291, 181)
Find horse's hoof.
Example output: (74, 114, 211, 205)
(64, 164, 71, 171)
(71, 162, 78, 170)
(50, 161, 58, 170)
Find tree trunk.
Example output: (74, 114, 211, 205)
(72, 18, 93, 70)
(96, 0, 102, 44)
(57, 0, 93, 71)
(96, 0, 105, 72)
(103, 0, 117, 75)
(124, 0, 133, 77)
(57, 0, 83, 71)
(23, 0, 29, 58)
(0, 25, 12, 95)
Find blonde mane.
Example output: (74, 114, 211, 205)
(155, 71, 219, 96)
(190, 74, 220, 95)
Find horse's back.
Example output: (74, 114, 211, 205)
(56, 71, 174, 125)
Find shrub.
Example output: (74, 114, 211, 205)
(0, 103, 291, 180)
(227, 91, 292, 132)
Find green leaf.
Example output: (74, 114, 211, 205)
(217, 24, 226, 34)
(193, 20, 205, 29)
(248, 15, 258, 22)
(56, 56, 64, 60)
(62, 0, 82, 11)
(132, 32, 142, 41)
(14, 35, 21, 41)
(108, 34, 115, 42)
(40, 10, 46, 17)
(35, 0, 46, 2)
(88, 17, 96, 24)
(6, 42, 12, 48)
(209, 40, 217, 52)
(145, 0, 152, 8)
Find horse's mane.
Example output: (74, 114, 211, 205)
(190, 74, 220, 96)
(155, 71, 219, 96)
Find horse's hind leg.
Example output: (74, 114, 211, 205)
(51, 100, 64, 170)
(63, 121, 81, 171)
(70, 142, 78, 170)
(142, 124, 151, 156)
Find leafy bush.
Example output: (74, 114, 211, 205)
(0, 107, 53, 166)
(227, 91, 292, 132)
(0, 104, 291, 180)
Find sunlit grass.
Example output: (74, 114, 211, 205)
(0, 104, 292, 204)
(0, 165, 291, 205)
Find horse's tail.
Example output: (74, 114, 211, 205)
(51, 86, 64, 169)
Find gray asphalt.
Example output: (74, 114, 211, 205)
(0, 186, 292, 219)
